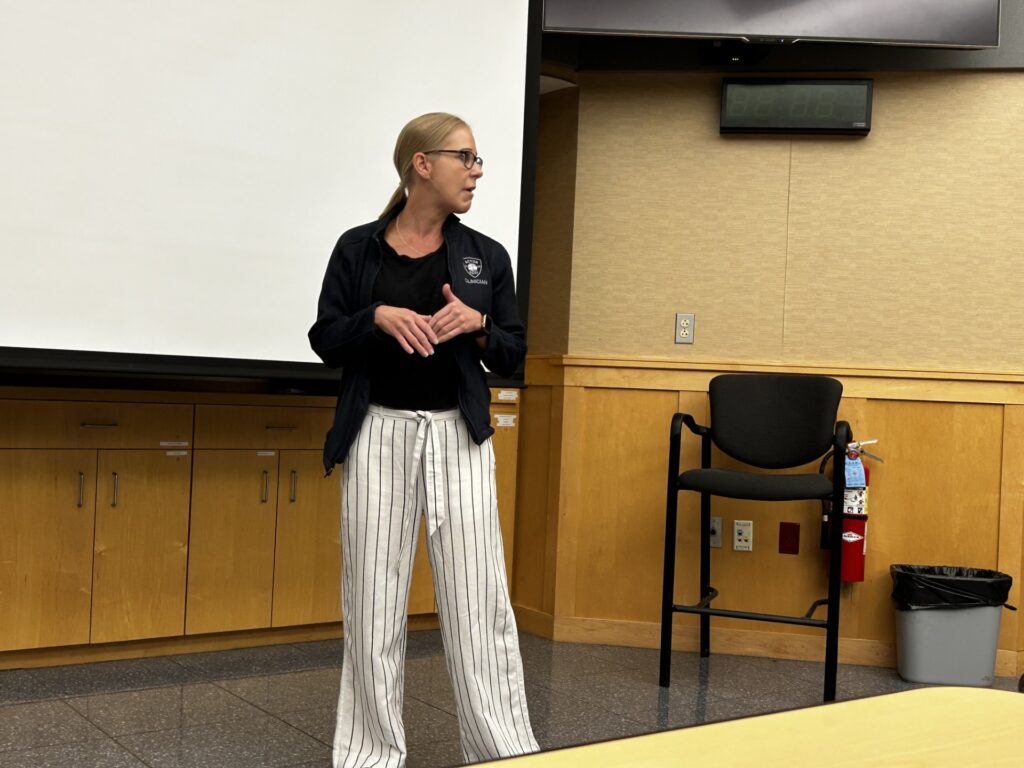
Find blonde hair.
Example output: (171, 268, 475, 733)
(380, 112, 469, 218)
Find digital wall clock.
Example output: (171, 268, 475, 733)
(720, 79, 873, 135)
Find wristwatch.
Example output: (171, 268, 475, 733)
(477, 313, 493, 336)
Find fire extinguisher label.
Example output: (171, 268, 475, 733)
(844, 487, 868, 515)
(845, 455, 867, 487)
(842, 531, 865, 543)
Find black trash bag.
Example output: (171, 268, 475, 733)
(890, 564, 1014, 611)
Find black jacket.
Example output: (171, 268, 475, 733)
(308, 204, 526, 473)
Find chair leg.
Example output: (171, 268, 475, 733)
(660, 489, 679, 687)
(699, 491, 711, 658)
(823, 504, 843, 701)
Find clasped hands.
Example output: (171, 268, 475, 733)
(374, 284, 483, 356)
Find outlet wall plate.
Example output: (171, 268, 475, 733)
(675, 313, 694, 344)
(709, 516, 723, 548)
(733, 519, 753, 551)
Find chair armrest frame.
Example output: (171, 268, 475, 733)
(669, 413, 711, 487)
(681, 414, 709, 437)
(834, 420, 852, 454)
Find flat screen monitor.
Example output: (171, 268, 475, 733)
(543, 0, 1001, 49)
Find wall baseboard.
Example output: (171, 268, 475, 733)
(0, 615, 440, 670)
(513, 604, 555, 638)
(514, 608, 1021, 677)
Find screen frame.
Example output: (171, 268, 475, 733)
(542, 0, 1002, 50)
(0, 0, 543, 390)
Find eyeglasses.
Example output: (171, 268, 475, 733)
(423, 149, 484, 170)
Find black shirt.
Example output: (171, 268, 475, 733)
(368, 239, 459, 410)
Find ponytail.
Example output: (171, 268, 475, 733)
(380, 185, 406, 219)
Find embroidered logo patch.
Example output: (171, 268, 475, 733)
(462, 257, 483, 278)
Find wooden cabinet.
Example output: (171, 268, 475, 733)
(92, 450, 192, 643)
(272, 450, 342, 627)
(0, 400, 192, 448)
(188, 406, 341, 634)
(0, 389, 521, 661)
(186, 450, 280, 634)
(0, 400, 194, 652)
(0, 450, 97, 651)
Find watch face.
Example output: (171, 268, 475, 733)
(483, 314, 493, 333)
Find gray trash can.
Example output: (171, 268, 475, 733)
(890, 564, 1014, 687)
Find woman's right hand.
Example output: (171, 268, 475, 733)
(374, 305, 438, 356)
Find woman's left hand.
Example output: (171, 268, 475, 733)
(431, 284, 484, 343)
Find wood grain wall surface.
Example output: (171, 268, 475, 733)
(511, 365, 1024, 675)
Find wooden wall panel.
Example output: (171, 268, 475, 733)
(512, 386, 553, 612)
(573, 388, 680, 621)
(519, 358, 1020, 668)
(999, 407, 1024, 659)
(857, 401, 1003, 639)
(550, 386, 586, 618)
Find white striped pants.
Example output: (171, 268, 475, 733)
(332, 405, 538, 768)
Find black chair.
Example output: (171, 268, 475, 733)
(659, 373, 851, 701)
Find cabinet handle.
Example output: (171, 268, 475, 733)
(264, 425, 297, 431)
(261, 470, 269, 503)
(111, 472, 119, 507)
(80, 422, 119, 428)
(289, 470, 297, 503)
(78, 472, 85, 507)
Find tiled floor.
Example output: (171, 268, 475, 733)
(0, 631, 1018, 767)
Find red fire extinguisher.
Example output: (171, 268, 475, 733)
(841, 453, 869, 582)
(840, 440, 882, 583)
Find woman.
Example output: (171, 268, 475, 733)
(309, 113, 538, 768)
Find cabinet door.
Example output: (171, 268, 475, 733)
(92, 450, 191, 643)
(187, 450, 278, 634)
(0, 450, 96, 651)
(272, 451, 342, 627)
(490, 407, 520, 579)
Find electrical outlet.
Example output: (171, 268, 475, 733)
(733, 519, 753, 551)
(674, 313, 695, 344)
(709, 516, 723, 548)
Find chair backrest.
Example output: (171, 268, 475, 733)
(709, 374, 842, 469)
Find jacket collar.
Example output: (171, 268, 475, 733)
(374, 199, 461, 240)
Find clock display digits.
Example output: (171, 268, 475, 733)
(721, 79, 872, 134)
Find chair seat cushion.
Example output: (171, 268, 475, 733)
(678, 468, 833, 501)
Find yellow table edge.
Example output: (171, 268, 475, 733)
(480, 688, 1023, 767)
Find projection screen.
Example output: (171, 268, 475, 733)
(0, 1, 530, 369)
